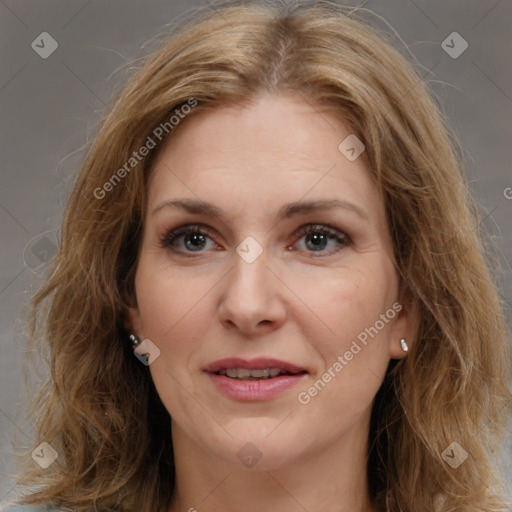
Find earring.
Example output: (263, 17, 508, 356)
(129, 334, 141, 347)
(400, 338, 409, 352)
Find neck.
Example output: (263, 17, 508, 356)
(167, 417, 376, 512)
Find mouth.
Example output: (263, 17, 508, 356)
(215, 367, 307, 380)
(202, 357, 308, 400)
(203, 357, 308, 379)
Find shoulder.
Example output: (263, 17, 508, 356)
(0, 504, 63, 512)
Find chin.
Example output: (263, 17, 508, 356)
(211, 424, 306, 471)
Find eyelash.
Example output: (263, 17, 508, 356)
(159, 223, 351, 257)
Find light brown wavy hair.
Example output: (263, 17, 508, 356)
(11, 1, 511, 511)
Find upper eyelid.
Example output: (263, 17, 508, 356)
(161, 222, 349, 247)
(163, 221, 344, 236)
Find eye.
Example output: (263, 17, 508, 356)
(289, 223, 351, 257)
(160, 223, 218, 254)
(159, 222, 351, 257)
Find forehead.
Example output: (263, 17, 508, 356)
(147, 93, 382, 223)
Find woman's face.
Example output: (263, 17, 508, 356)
(129, 92, 413, 470)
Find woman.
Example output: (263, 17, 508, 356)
(5, 1, 511, 511)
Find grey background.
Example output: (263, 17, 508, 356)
(1, 0, 511, 506)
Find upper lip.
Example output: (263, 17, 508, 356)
(203, 357, 307, 374)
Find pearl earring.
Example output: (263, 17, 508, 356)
(400, 338, 409, 352)
(129, 334, 141, 347)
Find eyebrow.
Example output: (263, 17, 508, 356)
(152, 197, 369, 222)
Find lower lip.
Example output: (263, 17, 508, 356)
(206, 372, 308, 401)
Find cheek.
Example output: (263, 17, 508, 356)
(292, 257, 397, 349)
(316, 267, 396, 399)
(134, 261, 214, 355)
(134, 263, 214, 413)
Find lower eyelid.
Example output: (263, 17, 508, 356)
(290, 233, 349, 255)
(160, 229, 212, 250)
(160, 223, 351, 254)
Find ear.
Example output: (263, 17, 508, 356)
(388, 298, 419, 359)
(125, 303, 144, 340)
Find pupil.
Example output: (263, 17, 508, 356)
(306, 233, 327, 251)
(185, 233, 206, 251)
(183, 232, 328, 252)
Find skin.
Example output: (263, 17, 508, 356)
(128, 92, 415, 512)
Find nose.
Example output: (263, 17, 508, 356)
(217, 245, 287, 336)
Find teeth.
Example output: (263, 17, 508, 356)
(218, 368, 290, 380)
(250, 369, 270, 378)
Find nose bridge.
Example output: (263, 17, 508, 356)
(229, 240, 270, 303)
(218, 238, 285, 332)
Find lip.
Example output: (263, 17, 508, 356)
(206, 373, 308, 401)
(203, 357, 308, 401)
(202, 357, 307, 374)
